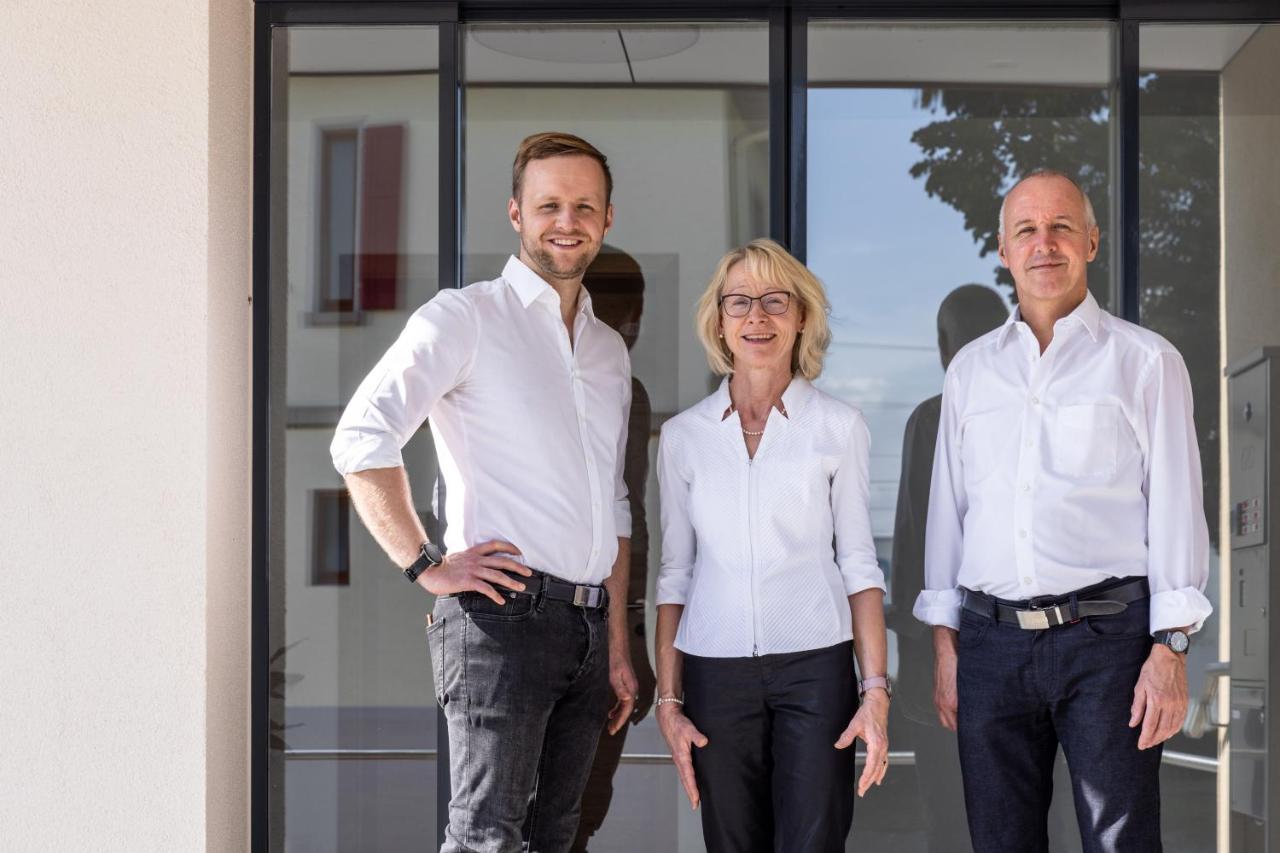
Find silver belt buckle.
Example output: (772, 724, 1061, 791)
(573, 585, 602, 608)
(1015, 604, 1064, 630)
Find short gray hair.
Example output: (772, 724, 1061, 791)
(998, 169, 1097, 238)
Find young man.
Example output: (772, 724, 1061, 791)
(914, 170, 1211, 852)
(331, 132, 638, 853)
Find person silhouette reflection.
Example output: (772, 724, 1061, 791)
(888, 284, 1006, 853)
(573, 246, 657, 852)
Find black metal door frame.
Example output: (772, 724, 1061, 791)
(251, 2, 1280, 849)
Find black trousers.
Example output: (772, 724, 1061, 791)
(683, 641, 858, 853)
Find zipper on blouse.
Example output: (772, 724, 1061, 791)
(747, 456, 760, 657)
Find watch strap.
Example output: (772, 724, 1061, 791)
(404, 541, 444, 583)
(858, 675, 892, 698)
(1153, 629, 1190, 654)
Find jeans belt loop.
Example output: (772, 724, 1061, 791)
(1068, 593, 1080, 623)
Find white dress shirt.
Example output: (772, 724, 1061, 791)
(330, 256, 631, 585)
(912, 290, 1211, 634)
(656, 376, 886, 657)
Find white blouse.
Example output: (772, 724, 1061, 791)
(656, 376, 886, 658)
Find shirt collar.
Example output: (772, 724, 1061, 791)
(709, 373, 814, 423)
(995, 288, 1101, 348)
(501, 254, 597, 323)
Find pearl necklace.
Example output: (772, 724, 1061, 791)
(731, 401, 786, 438)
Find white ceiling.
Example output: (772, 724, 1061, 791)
(1140, 24, 1258, 72)
(286, 22, 1263, 83)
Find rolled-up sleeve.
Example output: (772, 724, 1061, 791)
(655, 425, 695, 606)
(831, 412, 887, 596)
(612, 354, 633, 538)
(330, 290, 477, 476)
(1141, 350, 1212, 633)
(914, 368, 968, 631)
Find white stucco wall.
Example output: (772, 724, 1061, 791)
(0, 2, 252, 850)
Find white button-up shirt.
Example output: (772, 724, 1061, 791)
(656, 376, 886, 657)
(330, 256, 631, 585)
(912, 291, 1211, 634)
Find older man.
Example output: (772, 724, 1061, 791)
(914, 169, 1210, 852)
(331, 132, 638, 853)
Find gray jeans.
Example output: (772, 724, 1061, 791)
(427, 587, 613, 853)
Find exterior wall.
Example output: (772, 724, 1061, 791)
(1222, 26, 1280, 364)
(0, 2, 252, 851)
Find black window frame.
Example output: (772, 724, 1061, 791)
(251, 2, 1280, 849)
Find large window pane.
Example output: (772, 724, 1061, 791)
(807, 21, 1118, 852)
(462, 22, 769, 852)
(270, 25, 440, 852)
(1140, 23, 1280, 853)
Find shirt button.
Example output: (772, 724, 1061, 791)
(1030, 395, 1040, 405)
(1021, 483, 1031, 493)
(1025, 439, 1034, 448)
(1018, 529, 1027, 539)
(1023, 577, 1033, 586)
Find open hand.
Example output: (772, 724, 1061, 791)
(657, 704, 708, 809)
(835, 691, 890, 796)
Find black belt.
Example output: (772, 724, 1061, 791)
(515, 569, 608, 609)
(961, 577, 1148, 630)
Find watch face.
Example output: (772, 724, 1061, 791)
(1170, 631, 1190, 653)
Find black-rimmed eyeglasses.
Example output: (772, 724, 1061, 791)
(719, 291, 792, 318)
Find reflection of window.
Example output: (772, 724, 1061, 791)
(316, 124, 405, 314)
(311, 489, 351, 586)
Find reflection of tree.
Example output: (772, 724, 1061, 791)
(909, 86, 1112, 293)
(908, 76, 1221, 546)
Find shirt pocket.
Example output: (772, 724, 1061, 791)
(1049, 403, 1120, 482)
(959, 410, 1008, 488)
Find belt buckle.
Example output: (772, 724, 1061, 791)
(1016, 598, 1065, 631)
(573, 585, 602, 608)
(1015, 609, 1051, 630)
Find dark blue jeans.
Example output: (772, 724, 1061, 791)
(956, 591, 1162, 853)
(427, 588, 613, 853)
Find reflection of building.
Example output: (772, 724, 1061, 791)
(9, 6, 1280, 853)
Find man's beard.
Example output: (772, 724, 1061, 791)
(522, 233, 597, 281)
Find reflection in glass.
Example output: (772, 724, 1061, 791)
(271, 25, 441, 852)
(889, 285, 1006, 853)
(807, 21, 1116, 852)
(1139, 23, 1280, 853)
(462, 22, 769, 852)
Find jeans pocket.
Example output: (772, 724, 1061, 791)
(426, 613, 448, 708)
(1083, 604, 1149, 640)
(458, 590, 536, 622)
(958, 611, 990, 649)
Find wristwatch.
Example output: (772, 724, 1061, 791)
(1153, 629, 1190, 654)
(858, 675, 893, 699)
(404, 541, 444, 584)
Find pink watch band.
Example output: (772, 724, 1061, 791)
(858, 676, 891, 697)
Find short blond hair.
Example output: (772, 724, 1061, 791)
(512, 131, 612, 203)
(695, 239, 832, 380)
